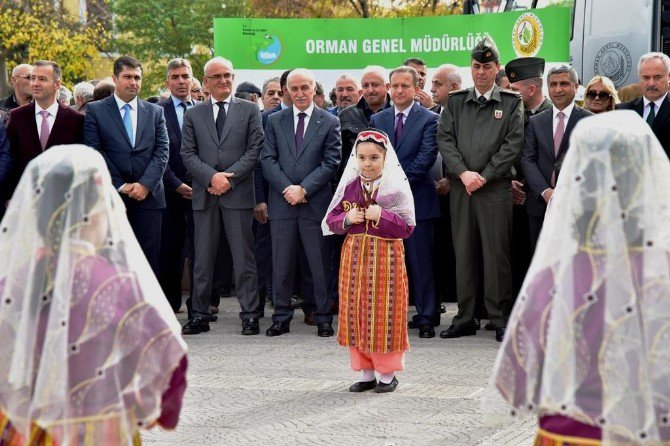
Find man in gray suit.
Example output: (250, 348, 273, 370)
(180, 57, 263, 335)
(261, 68, 341, 337)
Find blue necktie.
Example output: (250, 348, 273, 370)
(122, 103, 134, 146)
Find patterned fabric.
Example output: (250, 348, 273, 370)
(337, 233, 409, 354)
(534, 429, 600, 446)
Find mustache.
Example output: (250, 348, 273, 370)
(645, 86, 661, 91)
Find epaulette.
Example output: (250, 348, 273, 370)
(500, 89, 522, 98)
(448, 89, 469, 96)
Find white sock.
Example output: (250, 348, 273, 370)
(380, 373, 395, 384)
(361, 369, 375, 382)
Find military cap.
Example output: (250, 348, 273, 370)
(505, 57, 545, 82)
(471, 36, 500, 63)
(236, 81, 262, 95)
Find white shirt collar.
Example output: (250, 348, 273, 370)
(474, 86, 495, 101)
(35, 101, 59, 117)
(553, 101, 575, 119)
(293, 102, 315, 118)
(114, 94, 138, 111)
(394, 101, 415, 117)
(643, 93, 668, 110)
(210, 96, 230, 107)
(171, 95, 192, 108)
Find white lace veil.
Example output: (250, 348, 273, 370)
(486, 110, 670, 443)
(322, 129, 416, 235)
(0, 146, 187, 444)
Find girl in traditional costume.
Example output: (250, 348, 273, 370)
(323, 129, 415, 393)
(487, 111, 670, 445)
(0, 146, 188, 445)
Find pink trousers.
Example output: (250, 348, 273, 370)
(349, 347, 405, 374)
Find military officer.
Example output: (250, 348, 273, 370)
(436, 37, 524, 342)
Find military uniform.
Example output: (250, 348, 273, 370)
(437, 37, 524, 333)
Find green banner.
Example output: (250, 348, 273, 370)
(214, 8, 570, 70)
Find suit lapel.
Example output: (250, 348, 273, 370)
(398, 103, 420, 149)
(557, 108, 581, 158)
(281, 110, 297, 157)
(635, 97, 644, 117)
(163, 100, 181, 139)
(200, 102, 219, 145)
(218, 97, 239, 145)
(106, 97, 133, 148)
(298, 108, 324, 159)
(135, 100, 149, 148)
(542, 111, 556, 159)
(383, 109, 397, 147)
(45, 105, 67, 147)
(27, 103, 42, 149)
(653, 95, 670, 129)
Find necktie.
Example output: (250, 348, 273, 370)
(647, 102, 656, 126)
(295, 112, 306, 155)
(478, 95, 487, 104)
(122, 103, 134, 147)
(178, 101, 188, 129)
(395, 112, 404, 144)
(39, 110, 50, 150)
(551, 111, 565, 186)
(215, 101, 226, 138)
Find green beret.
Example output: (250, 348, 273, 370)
(471, 36, 500, 63)
(505, 57, 545, 82)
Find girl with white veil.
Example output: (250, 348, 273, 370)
(487, 110, 670, 444)
(0, 146, 188, 445)
(323, 129, 415, 394)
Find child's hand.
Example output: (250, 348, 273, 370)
(365, 204, 381, 222)
(346, 207, 365, 225)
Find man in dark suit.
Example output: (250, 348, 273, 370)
(0, 64, 33, 111)
(83, 56, 169, 274)
(0, 120, 10, 220)
(261, 68, 341, 337)
(617, 52, 670, 158)
(521, 65, 592, 252)
(180, 57, 263, 336)
(371, 66, 440, 339)
(157, 58, 195, 312)
(5, 61, 84, 198)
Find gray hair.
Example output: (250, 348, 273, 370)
(546, 64, 579, 84)
(361, 65, 387, 83)
(57, 86, 72, 104)
(203, 57, 234, 75)
(287, 68, 316, 88)
(166, 58, 193, 79)
(335, 74, 361, 90)
(73, 82, 94, 102)
(262, 77, 280, 94)
(33, 60, 62, 82)
(436, 64, 463, 88)
(638, 52, 670, 73)
(389, 66, 419, 87)
(12, 63, 33, 76)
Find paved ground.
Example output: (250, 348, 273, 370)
(143, 300, 537, 446)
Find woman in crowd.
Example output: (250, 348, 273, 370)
(489, 111, 670, 445)
(323, 129, 414, 394)
(618, 83, 643, 102)
(583, 75, 620, 113)
(0, 146, 188, 445)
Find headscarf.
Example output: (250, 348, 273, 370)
(322, 129, 415, 235)
(486, 111, 670, 444)
(0, 145, 187, 444)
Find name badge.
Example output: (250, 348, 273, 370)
(494, 110, 503, 119)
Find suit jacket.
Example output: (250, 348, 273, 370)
(0, 120, 10, 198)
(255, 104, 283, 205)
(6, 102, 84, 196)
(521, 105, 592, 217)
(370, 102, 440, 220)
(83, 95, 169, 210)
(181, 96, 263, 211)
(617, 96, 670, 158)
(260, 105, 341, 221)
(158, 98, 190, 192)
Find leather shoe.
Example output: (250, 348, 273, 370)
(182, 316, 210, 335)
(374, 376, 398, 393)
(241, 318, 260, 335)
(209, 305, 219, 314)
(304, 312, 317, 326)
(317, 322, 334, 337)
(419, 323, 435, 338)
(290, 295, 305, 309)
(495, 327, 506, 342)
(440, 303, 446, 313)
(266, 321, 290, 336)
(349, 379, 377, 392)
(409, 319, 439, 329)
(440, 324, 477, 339)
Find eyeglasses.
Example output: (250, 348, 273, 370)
(586, 90, 612, 100)
(205, 73, 233, 81)
(14, 75, 30, 80)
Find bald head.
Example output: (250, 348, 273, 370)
(11, 63, 33, 104)
(431, 64, 462, 107)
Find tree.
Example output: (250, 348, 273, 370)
(247, 0, 461, 18)
(0, 1, 109, 94)
(112, 0, 246, 94)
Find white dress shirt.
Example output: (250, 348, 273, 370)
(474, 86, 495, 101)
(114, 94, 138, 143)
(642, 93, 667, 121)
(35, 101, 59, 140)
(210, 96, 230, 122)
(293, 102, 315, 136)
(171, 95, 193, 129)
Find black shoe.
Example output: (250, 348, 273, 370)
(440, 324, 477, 339)
(485, 322, 495, 331)
(408, 320, 419, 329)
(374, 376, 399, 393)
(349, 379, 377, 392)
(419, 323, 435, 338)
(474, 318, 481, 331)
(182, 316, 210, 335)
(440, 303, 446, 313)
(290, 295, 305, 309)
(317, 322, 334, 337)
(266, 321, 290, 337)
(495, 327, 506, 342)
(242, 318, 260, 335)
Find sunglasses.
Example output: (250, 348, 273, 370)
(586, 90, 611, 100)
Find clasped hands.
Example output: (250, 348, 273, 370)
(345, 204, 381, 225)
(208, 172, 234, 195)
(120, 182, 149, 201)
(459, 171, 487, 195)
(283, 185, 307, 205)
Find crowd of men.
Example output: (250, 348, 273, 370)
(0, 36, 668, 342)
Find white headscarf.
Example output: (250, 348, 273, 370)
(322, 129, 416, 235)
(486, 111, 670, 444)
(0, 146, 187, 444)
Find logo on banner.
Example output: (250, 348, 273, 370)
(256, 34, 282, 65)
(512, 13, 544, 57)
(594, 42, 632, 87)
